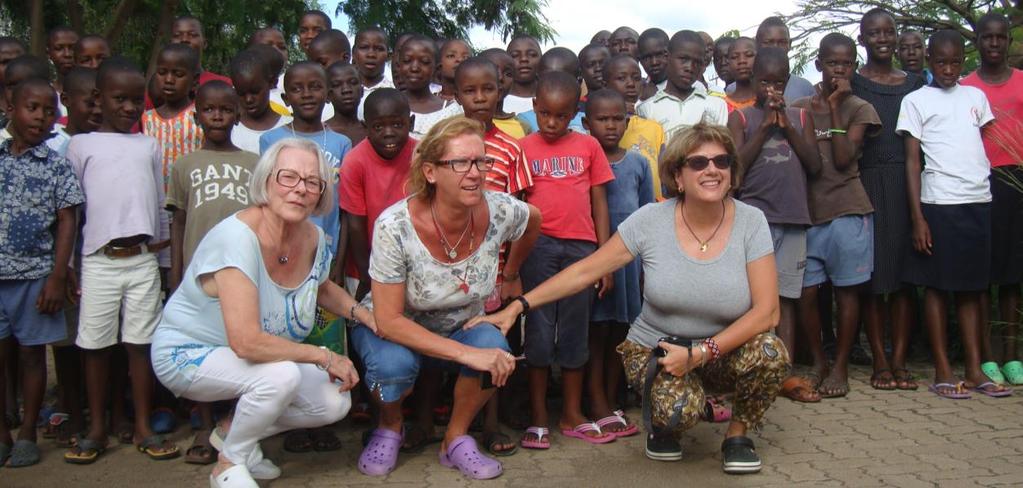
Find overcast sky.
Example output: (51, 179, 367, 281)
(325, 0, 823, 82)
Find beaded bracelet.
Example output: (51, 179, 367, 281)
(704, 338, 721, 362)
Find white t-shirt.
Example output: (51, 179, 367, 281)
(411, 102, 463, 139)
(503, 94, 535, 115)
(230, 115, 290, 154)
(896, 84, 994, 204)
(357, 77, 396, 121)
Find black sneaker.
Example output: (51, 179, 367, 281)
(645, 432, 682, 461)
(721, 436, 761, 474)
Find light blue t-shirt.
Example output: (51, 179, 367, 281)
(517, 110, 586, 134)
(151, 214, 331, 396)
(258, 126, 352, 252)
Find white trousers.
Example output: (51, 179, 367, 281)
(183, 347, 351, 465)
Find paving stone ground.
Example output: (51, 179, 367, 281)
(5, 363, 1023, 487)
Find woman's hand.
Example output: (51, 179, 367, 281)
(326, 352, 360, 392)
(464, 300, 521, 335)
(656, 341, 705, 377)
(459, 347, 516, 387)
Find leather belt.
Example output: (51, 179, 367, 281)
(102, 240, 170, 258)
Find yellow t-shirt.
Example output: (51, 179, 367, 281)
(620, 116, 666, 200)
(493, 116, 530, 139)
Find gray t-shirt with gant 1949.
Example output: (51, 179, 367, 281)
(617, 198, 774, 347)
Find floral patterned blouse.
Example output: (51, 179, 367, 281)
(365, 191, 529, 335)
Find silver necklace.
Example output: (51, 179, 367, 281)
(430, 201, 473, 260)
(289, 121, 328, 148)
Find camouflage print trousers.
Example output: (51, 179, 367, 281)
(617, 332, 790, 438)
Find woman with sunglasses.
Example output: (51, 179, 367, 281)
(352, 116, 541, 479)
(151, 138, 369, 488)
(474, 123, 789, 474)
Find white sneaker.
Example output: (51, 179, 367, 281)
(209, 464, 258, 488)
(249, 458, 281, 480)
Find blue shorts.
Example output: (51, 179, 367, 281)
(803, 214, 874, 288)
(0, 278, 68, 346)
(520, 235, 595, 368)
(350, 323, 510, 403)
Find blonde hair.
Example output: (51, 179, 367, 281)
(249, 137, 335, 216)
(659, 122, 738, 199)
(407, 116, 486, 198)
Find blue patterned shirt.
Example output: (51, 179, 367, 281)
(0, 139, 85, 280)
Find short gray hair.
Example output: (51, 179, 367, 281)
(249, 137, 335, 216)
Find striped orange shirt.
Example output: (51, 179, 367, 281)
(141, 105, 204, 192)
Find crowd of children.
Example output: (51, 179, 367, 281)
(0, 6, 1021, 478)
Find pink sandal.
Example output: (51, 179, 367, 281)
(595, 410, 639, 438)
(520, 426, 550, 449)
(439, 435, 503, 479)
(561, 422, 615, 444)
(704, 397, 732, 423)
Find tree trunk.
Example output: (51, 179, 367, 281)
(68, 0, 84, 33)
(29, 0, 45, 56)
(145, 0, 181, 77)
(104, 0, 139, 45)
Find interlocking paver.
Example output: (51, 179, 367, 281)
(5, 364, 1022, 487)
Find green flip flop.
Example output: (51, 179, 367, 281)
(982, 362, 1007, 385)
(1001, 361, 1023, 386)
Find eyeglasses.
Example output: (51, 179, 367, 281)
(683, 154, 733, 171)
(435, 157, 496, 174)
(276, 168, 326, 194)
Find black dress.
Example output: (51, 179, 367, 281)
(851, 72, 925, 295)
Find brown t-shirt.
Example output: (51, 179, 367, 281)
(166, 149, 259, 267)
(792, 95, 881, 225)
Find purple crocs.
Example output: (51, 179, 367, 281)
(358, 428, 402, 476)
(439, 435, 503, 480)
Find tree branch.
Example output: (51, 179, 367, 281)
(104, 0, 139, 44)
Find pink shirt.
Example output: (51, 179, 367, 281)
(339, 138, 416, 277)
(67, 132, 166, 256)
(521, 131, 615, 242)
(962, 69, 1023, 168)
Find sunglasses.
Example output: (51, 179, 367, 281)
(683, 154, 733, 171)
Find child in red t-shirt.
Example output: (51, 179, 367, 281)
(519, 72, 616, 448)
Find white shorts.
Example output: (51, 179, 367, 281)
(77, 252, 162, 349)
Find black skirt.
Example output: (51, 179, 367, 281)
(860, 164, 912, 294)
(990, 167, 1023, 286)
(903, 202, 991, 292)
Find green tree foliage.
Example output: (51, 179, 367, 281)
(337, 0, 557, 46)
(784, 0, 1023, 70)
(0, 0, 313, 73)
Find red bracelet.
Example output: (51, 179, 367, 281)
(704, 338, 721, 362)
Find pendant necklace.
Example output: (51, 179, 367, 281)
(431, 201, 474, 260)
(680, 200, 726, 252)
(455, 229, 476, 294)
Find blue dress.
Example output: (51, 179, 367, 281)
(592, 150, 655, 324)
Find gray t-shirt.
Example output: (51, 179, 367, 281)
(617, 199, 774, 347)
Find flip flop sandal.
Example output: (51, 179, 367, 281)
(114, 422, 134, 445)
(520, 426, 550, 450)
(703, 399, 732, 423)
(891, 369, 919, 390)
(136, 434, 181, 460)
(928, 382, 972, 400)
(350, 402, 372, 423)
(972, 381, 1012, 398)
(781, 376, 821, 403)
(283, 429, 314, 453)
(482, 431, 519, 457)
(64, 438, 106, 465)
(1002, 361, 1023, 386)
(42, 412, 69, 439)
(981, 362, 1007, 385)
(595, 410, 639, 437)
(399, 423, 441, 454)
(6, 440, 41, 468)
(870, 370, 898, 391)
(185, 429, 217, 465)
(358, 428, 402, 476)
(310, 427, 342, 452)
(439, 435, 503, 480)
(561, 422, 616, 444)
